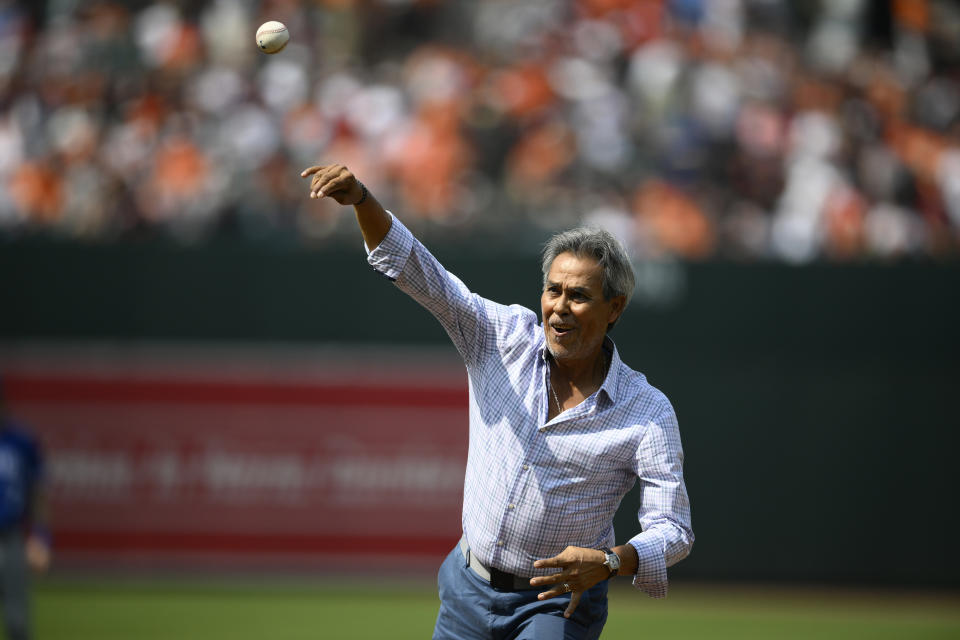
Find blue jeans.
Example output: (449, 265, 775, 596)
(432, 545, 608, 640)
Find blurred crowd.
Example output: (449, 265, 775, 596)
(0, 0, 959, 261)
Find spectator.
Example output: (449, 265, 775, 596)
(0, 0, 957, 261)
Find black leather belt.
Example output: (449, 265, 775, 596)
(459, 536, 537, 591)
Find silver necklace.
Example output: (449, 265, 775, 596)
(549, 350, 611, 416)
(549, 376, 563, 415)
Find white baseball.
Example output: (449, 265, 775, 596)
(256, 21, 289, 54)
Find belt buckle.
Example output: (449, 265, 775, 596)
(489, 567, 516, 591)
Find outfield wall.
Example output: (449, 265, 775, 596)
(1, 345, 467, 573)
(1, 240, 958, 586)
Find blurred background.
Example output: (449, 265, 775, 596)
(0, 0, 958, 638)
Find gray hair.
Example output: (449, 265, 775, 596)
(541, 227, 635, 315)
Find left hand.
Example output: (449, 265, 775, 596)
(529, 546, 611, 618)
(26, 535, 51, 574)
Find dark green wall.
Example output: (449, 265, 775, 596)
(2, 240, 958, 586)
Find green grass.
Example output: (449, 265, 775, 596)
(35, 578, 960, 639)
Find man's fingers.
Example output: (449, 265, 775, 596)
(310, 168, 335, 195)
(536, 582, 571, 601)
(533, 556, 564, 569)
(309, 170, 337, 198)
(306, 165, 354, 199)
(533, 546, 580, 570)
(300, 165, 324, 178)
(529, 571, 571, 588)
(563, 592, 582, 618)
(321, 175, 353, 198)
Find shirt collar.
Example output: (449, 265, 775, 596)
(598, 336, 621, 406)
(538, 335, 623, 407)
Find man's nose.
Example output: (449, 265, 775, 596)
(554, 293, 570, 314)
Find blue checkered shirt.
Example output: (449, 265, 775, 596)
(367, 215, 693, 597)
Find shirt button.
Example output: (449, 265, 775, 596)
(523, 465, 530, 470)
(508, 504, 515, 510)
(497, 540, 504, 546)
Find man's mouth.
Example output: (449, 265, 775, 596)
(551, 324, 574, 337)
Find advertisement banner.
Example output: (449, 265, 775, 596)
(1, 344, 469, 572)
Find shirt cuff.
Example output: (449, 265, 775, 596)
(628, 531, 669, 598)
(365, 211, 413, 281)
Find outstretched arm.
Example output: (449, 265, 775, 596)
(300, 162, 495, 365)
(301, 164, 391, 250)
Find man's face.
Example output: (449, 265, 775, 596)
(541, 252, 625, 365)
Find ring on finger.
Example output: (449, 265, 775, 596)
(562, 582, 571, 593)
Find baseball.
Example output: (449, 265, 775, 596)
(256, 21, 289, 54)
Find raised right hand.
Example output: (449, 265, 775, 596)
(300, 163, 365, 205)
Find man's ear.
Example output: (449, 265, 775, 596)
(607, 295, 626, 326)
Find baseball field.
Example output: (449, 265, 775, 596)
(35, 577, 960, 639)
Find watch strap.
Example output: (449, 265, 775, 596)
(601, 546, 619, 579)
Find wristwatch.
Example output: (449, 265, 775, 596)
(601, 547, 620, 578)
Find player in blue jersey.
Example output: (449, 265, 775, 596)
(0, 384, 51, 640)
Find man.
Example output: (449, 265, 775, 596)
(301, 164, 693, 639)
(0, 385, 51, 640)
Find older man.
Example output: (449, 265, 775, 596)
(302, 164, 693, 639)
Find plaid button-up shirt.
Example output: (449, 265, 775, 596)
(368, 215, 693, 597)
